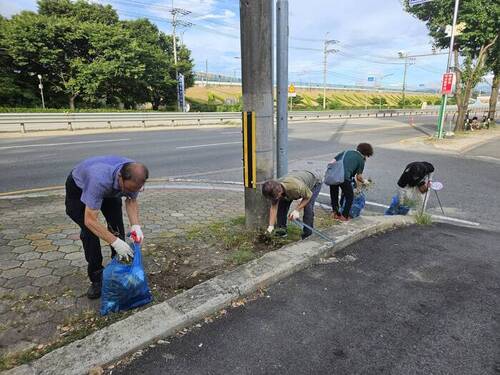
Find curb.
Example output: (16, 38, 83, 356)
(2, 215, 414, 375)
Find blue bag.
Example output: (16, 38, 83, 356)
(339, 182, 366, 218)
(384, 195, 410, 216)
(100, 243, 153, 316)
(324, 152, 346, 186)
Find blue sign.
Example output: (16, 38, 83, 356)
(177, 73, 186, 112)
(409, 0, 433, 6)
(367, 77, 375, 82)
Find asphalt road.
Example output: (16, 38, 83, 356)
(1, 115, 500, 227)
(111, 223, 500, 375)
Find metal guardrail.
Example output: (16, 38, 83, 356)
(0, 107, 492, 133)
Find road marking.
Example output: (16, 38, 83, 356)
(176, 141, 241, 150)
(221, 131, 241, 135)
(0, 138, 131, 150)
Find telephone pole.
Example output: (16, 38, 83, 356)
(322, 33, 338, 110)
(276, 0, 289, 178)
(169, 1, 192, 111)
(239, 0, 274, 229)
(398, 52, 415, 109)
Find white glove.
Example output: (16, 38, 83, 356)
(289, 210, 300, 221)
(111, 238, 134, 261)
(130, 224, 144, 243)
(266, 225, 274, 234)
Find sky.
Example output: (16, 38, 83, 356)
(1, 0, 458, 91)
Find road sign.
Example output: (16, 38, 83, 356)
(177, 73, 186, 111)
(409, 0, 433, 6)
(288, 84, 296, 97)
(367, 76, 375, 82)
(445, 22, 466, 37)
(441, 73, 454, 94)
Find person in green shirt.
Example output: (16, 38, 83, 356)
(262, 170, 322, 239)
(330, 143, 373, 221)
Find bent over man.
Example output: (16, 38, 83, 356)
(65, 156, 149, 299)
(262, 170, 322, 240)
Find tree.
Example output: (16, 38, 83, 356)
(485, 37, 499, 120)
(0, 0, 194, 110)
(404, 0, 499, 131)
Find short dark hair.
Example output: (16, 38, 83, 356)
(357, 143, 373, 157)
(121, 162, 149, 184)
(262, 180, 283, 203)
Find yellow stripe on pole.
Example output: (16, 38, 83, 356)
(251, 111, 257, 188)
(242, 112, 249, 188)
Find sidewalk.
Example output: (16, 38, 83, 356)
(383, 127, 500, 155)
(0, 184, 244, 363)
(0, 181, 413, 374)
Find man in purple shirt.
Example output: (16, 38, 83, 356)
(65, 156, 149, 299)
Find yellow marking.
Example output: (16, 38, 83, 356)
(251, 111, 257, 188)
(243, 112, 249, 187)
(0, 185, 64, 197)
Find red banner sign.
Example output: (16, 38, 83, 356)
(441, 73, 454, 94)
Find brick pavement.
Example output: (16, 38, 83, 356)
(0, 184, 244, 356)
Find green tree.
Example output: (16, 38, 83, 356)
(0, 0, 194, 110)
(404, 0, 499, 131)
(485, 37, 499, 120)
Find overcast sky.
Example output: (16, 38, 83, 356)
(1, 0, 455, 91)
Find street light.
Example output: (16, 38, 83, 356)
(37, 74, 45, 109)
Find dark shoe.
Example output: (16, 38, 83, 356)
(87, 281, 102, 299)
(274, 228, 288, 238)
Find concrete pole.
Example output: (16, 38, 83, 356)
(402, 56, 408, 109)
(323, 39, 328, 110)
(239, 0, 274, 229)
(276, 0, 288, 178)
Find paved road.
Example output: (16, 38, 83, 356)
(111, 223, 500, 375)
(1, 115, 499, 228)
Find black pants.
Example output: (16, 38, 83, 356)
(330, 180, 354, 218)
(65, 175, 125, 282)
(277, 183, 322, 239)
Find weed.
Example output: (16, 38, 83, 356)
(230, 245, 255, 265)
(415, 212, 432, 225)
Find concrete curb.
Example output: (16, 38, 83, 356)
(2, 215, 414, 375)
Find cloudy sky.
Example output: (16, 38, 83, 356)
(1, 0, 452, 91)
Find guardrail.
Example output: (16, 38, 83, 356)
(0, 107, 492, 133)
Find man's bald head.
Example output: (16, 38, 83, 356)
(121, 162, 149, 186)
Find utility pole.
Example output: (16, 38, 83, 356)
(398, 52, 415, 109)
(276, 0, 288, 178)
(239, 0, 274, 229)
(169, 1, 191, 111)
(322, 33, 338, 110)
(37, 74, 45, 109)
(437, 0, 460, 139)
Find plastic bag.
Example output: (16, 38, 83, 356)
(339, 181, 366, 218)
(384, 195, 410, 216)
(100, 242, 153, 316)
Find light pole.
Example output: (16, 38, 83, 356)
(37, 74, 45, 109)
(322, 32, 338, 110)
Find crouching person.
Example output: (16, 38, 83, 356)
(397, 161, 435, 206)
(262, 170, 322, 240)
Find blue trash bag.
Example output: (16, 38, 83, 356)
(340, 191, 366, 218)
(100, 242, 153, 316)
(384, 195, 410, 216)
(340, 182, 366, 218)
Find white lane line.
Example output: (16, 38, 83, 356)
(0, 138, 131, 150)
(176, 141, 241, 150)
(221, 131, 241, 135)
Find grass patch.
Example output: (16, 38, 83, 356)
(415, 212, 433, 225)
(230, 244, 256, 265)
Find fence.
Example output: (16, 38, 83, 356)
(0, 107, 492, 133)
